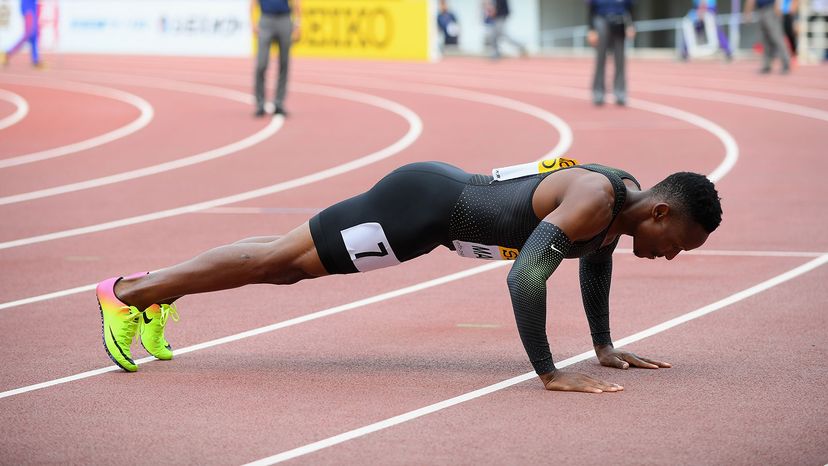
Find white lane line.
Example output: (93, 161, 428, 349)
(64, 67, 574, 163)
(5, 251, 824, 402)
(299, 71, 737, 183)
(0, 76, 286, 205)
(0, 283, 96, 312)
(646, 85, 828, 123)
(397, 67, 828, 126)
(0, 83, 422, 250)
(0, 248, 821, 313)
(0, 262, 506, 400)
(0, 80, 573, 250)
(0, 88, 29, 131)
(0, 76, 154, 169)
(0, 117, 283, 205)
(244, 253, 828, 466)
(626, 98, 737, 183)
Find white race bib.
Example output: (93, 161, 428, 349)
(340, 223, 401, 272)
(492, 157, 578, 181)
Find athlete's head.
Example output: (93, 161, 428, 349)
(632, 172, 722, 260)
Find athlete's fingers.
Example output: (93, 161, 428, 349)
(640, 356, 672, 368)
(601, 356, 629, 369)
(597, 380, 624, 392)
(584, 374, 623, 392)
(545, 371, 621, 393)
(623, 353, 660, 369)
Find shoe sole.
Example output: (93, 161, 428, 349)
(98, 298, 137, 372)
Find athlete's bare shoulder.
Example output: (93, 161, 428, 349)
(533, 169, 615, 242)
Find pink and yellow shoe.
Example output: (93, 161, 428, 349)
(96, 274, 147, 372)
(140, 303, 179, 360)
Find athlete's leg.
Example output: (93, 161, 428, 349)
(114, 222, 327, 310)
(234, 235, 282, 244)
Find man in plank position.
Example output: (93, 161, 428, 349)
(97, 158, 722, 393)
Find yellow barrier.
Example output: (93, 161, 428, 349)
(253, 0, 431, 61)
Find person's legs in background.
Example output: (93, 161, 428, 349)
(273, 15, 292, 116)
(491, 17, 505, 58)
(611, 27, 627, 106)
(254, 15, 275, 116)
(2, 11, 37, 66)
(591, 16, 610, 106)
(783, 12, 798, 56)
(758, 6, 791, 73)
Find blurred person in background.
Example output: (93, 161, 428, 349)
(745, 0, 791, 73)
(1, 0, 41, 68)
(587, 0, 635, 106)
(437, 0, 461, 54)
(252, 0, 301, 117)
(488, 0, 528, 59)
(680, 0, 734, 61)
(781, 0, 799, 57)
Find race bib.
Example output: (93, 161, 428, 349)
(452, 240, 519, 261)
(340, 222, 401, 272)
(492, 157, 578, 181)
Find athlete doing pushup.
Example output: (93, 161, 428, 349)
(96, 158, 722, 393)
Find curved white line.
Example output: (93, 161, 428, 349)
(627, 99, 738, 183)
(379, 82, 574, 160)
(646, 85, 828, 123)
(0, 71, 811, 412)
(0, 115, 285, 205)
(0, 117, 283, 205)
(302, 71, 737, 182)
(0, 83, 423, 250)
(0, 88, 29, 130)
(0, 76, 154, 169)
(0, 75, 277, 205)
(0, 80, 573, 250)
(61, 68, 574, 160)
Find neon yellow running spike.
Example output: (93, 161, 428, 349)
(97, 276, 143, 372)
(141, 303, 179, 360)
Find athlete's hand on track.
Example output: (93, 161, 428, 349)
(595, 344, 672, 370)
(539, 370, 624, 394)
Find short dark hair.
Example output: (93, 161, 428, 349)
(651, 172, 722, 233)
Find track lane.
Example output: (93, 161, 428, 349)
(0, 55, 825, 464)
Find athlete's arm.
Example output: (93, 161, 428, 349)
(579, 238, 617, 348)
(506, 224, 623, 394)
(507, 180, 623, 393)
(506, 221, 570, 376)
(580, 239, 672, 371)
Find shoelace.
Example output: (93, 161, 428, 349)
(118, 306, 143, 345)
(139, 304, 180, 341)
(159, 303, 180, 326)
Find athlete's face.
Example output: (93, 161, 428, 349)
(632, 204, 709, 260)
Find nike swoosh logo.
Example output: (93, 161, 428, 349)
(143, 313, 153, 324)
(549, 244, 563, 255)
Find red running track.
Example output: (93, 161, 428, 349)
(0, 54, 826, 465)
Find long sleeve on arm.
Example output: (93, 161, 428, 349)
(579, 237, 618, 346)
(507, 222, 572, 375)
